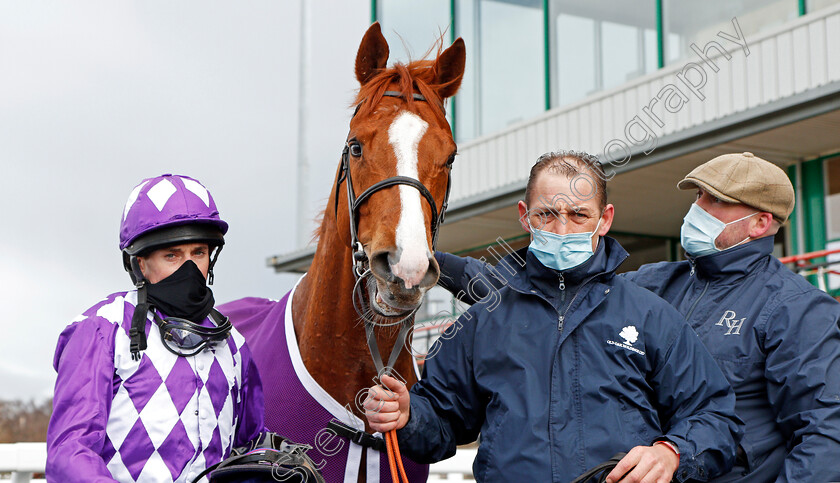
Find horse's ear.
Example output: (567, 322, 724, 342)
(433, 37, 465, 99)
(355, 22, 390, 85)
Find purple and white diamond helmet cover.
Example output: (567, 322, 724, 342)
(120, 174, 229, 256)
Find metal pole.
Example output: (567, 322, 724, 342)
(296, 0, 312, 248)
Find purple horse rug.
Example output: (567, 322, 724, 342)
(219, 279, 429, 483)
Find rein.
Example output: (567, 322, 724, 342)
(333, 90, 453, 483)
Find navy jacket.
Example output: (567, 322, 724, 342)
(403, 237, 742, 482)
(624, 237, 840, 482)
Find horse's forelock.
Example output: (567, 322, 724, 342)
(353, 58, 448, 127)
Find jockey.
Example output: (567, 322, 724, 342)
(47, 174, 265, 483)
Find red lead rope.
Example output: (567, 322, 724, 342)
(386, 429, 410, 483)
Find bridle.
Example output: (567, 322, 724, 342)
(334, 91, 453, 276)
(330, 92, 454, 483)
(331, 90, 454, 375)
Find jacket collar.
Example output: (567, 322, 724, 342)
(689, 236, 774, 282)
(506, 236, 628, 295)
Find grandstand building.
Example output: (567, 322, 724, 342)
(274, 0, 840, 304)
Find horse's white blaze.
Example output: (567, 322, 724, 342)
(388, 111, 431, 289)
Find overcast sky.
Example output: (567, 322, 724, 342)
(0, 1, 371, 400)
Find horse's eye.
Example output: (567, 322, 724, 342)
(446, 153, 456, 167)
(349, 142, 363, 158)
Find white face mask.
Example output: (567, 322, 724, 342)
(680, 203, 758, 257)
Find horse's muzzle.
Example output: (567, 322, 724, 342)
(369, 249, 439, 312)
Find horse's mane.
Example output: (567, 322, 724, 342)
(353, 42, 455, 127)
(311, 206, 325, 245)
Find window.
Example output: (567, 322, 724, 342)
(377, 0, 455, 130)
(663, 0, 797, 64)
(807, 0, 840, 13)
(378, 0, 451, 63)
(549, 1, 658, 107)
(456, 0, 545, 139)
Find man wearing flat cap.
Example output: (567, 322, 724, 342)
(432, 152, 840, 481)
(624, 152, 840, 482)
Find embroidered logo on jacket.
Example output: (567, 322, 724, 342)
(619, 326, 639, 345)
(715, 310, 745, 335)
(607, 325, 645, 355)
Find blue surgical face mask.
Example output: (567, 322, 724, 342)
(680, 203, 757, 257)
(529, 219, 602, 271)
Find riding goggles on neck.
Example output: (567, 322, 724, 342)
(153, 309, 231, 357)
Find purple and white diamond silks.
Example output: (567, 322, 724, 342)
(47, 291, 265, 483)
(219, 277, 430, 483)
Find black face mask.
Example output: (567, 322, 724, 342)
(146, 260, 215, 322)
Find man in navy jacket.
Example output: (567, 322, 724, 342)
(426, 152, 840, 482)
(364, 151, 742, 482)
(625, 153, 840, 482)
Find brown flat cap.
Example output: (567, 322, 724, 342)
(677, 152, 795, 222)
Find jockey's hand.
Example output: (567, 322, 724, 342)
(605, 444, 679, 483)
(363, 374, 410, 432)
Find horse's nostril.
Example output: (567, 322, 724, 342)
(422, 255, 441, 288)
(369, 251, 395, 282)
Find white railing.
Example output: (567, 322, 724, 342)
(0, 443, 46, 483)
(428, 448, 476, 481)
(0, 443, 474, 482)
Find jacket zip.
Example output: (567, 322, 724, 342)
(506, 267, 612, 332)
(548, 269, 608, 478)
(685, 280, 710, 320)
(557, 272, 604, 333)
(557, 273, 567, 331)
(683, 257, 710, 319)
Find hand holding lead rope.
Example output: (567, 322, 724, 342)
(363, 375, 411, 433)
(363, 375, 412, 483)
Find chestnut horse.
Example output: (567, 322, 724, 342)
(220, 23, 465, 482)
